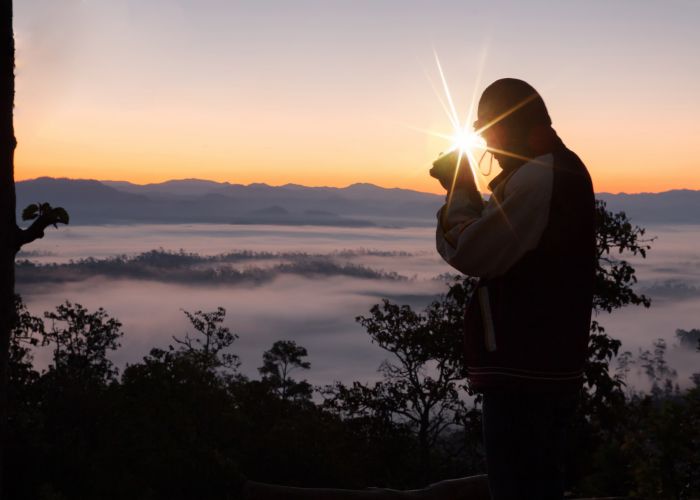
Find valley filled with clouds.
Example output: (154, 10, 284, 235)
(15, 223, 700, 391)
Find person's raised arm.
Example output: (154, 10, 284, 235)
(434, 154, 554, 278)
(429, 150, 484, 231)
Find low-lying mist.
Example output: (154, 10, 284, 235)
(15, 223, 700, 390)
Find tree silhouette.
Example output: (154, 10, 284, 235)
(676, 328, 700, 350)
(171, 307, 240, 374)
(573, 201, 655, 414)
(0, 2, 17, 490)
(8, 295, 41, 390)
(324, 276, 476, 485)
(41, 301, 123, 385)
(593, 200, 652, 313)
(636, 338, 679, 398)
(1, 3, 68, 491)
(564, 202, 656, 495)
(259, 340, 312, 401)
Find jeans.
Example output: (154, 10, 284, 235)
(481, 388, 579, 500)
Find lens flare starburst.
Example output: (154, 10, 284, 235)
(418, 52, 544, 196)
(450, 129, 487, 155)
(424, 50, 489, 201)
(413, 51, 549, 234)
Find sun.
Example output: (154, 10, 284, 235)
(450, 129, 487, 155)
(413, 51, 491, 193)
(403, 50, 506, 193)
(416, 50, 545, 222)
(410, 49, 548, 190)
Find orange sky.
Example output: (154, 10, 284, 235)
(13, 1, 700, 194)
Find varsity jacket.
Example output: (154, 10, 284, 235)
(436, 139, 595, 391)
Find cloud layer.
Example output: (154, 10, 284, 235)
(17, 223, 700, 390)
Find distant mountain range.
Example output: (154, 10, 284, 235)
(596, 190, 700, 224)
(15, 177, 700, 226)
(16, 177, 442, 227)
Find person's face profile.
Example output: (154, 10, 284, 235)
(476, 118, 506, 153)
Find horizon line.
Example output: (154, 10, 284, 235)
(14, 175, 700, 197)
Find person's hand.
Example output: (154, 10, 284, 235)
(430, 150, 478, 192)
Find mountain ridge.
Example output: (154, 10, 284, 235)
(15, 177, 700, 226)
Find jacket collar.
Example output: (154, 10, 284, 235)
(488, 128, 564, 192)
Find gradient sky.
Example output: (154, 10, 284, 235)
(13, 0, 700, 194)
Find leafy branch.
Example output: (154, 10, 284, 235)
(14, 202, 69, 253)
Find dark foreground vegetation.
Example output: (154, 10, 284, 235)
(5, 294, 700, 500)
(3, 202, 700, 500)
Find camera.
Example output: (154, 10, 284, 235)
(430, 150, 472, 191)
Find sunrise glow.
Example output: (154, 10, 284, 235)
(11, 1, 700, 195)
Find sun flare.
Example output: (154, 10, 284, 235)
(450, 130, 487, 155)
(413, 50, 547, 200)
(424, 51, 490, 195)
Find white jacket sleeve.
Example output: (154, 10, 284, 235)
(436, 154, 554, 279)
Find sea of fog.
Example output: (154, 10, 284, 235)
(16, 223, 700, 392)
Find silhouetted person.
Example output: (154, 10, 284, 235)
(431, 78, 595, 500)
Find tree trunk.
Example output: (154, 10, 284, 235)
(0, 0, 16, 496)
(418, 419, 431, 485)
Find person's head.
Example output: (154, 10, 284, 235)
(474, 78, 552, 161)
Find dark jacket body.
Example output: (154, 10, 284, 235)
(463, 145, 596, 391)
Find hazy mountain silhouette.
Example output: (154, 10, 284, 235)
(597, 190, 700, 224)
(102, 178, 228, 198)
(16, 177, 700, 226)
(17, 177, 441, 226)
